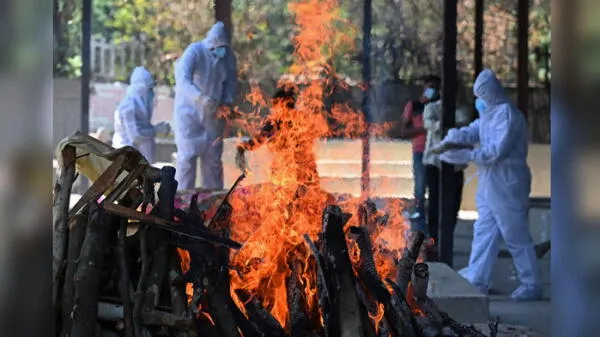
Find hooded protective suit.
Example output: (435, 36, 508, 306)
(173, 22, 238, 191)
(440, 69, 541, 299)
(113, 66, 160, 162)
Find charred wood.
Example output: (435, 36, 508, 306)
(489, 316, 500, 337)
(396, 230, 425, 294)
(303, 234, 331, 336)
(321, 205, 363, 337)
(410, 263, 485, 337)
(235, 290, 287, 337)
(61, 213, 88, 337)
(230, 299, 263, 337)
(141, 310, 193, 330)
(117, 219, 134, 337)
(411, 263, 429, 302)
(286, 259, 310, 337)
(169, 252, 188, 337)
(133, 224, 150, 337)
(350, 226, 416, 337)
(71, 204, 110, 337)
(53, 145, 77, 310)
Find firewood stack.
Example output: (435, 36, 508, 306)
(53, 144, 496, 337)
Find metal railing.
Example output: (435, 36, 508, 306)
(91, 37, 146, 80)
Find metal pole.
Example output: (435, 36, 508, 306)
(474, 0, 484, 81)
(517, 0, 529, 119)
(80, 0, 92, 191)
(214, 0, 233, 39)
(473, 0, 484, 117)
(439, 0, 458, 266)
(81, 0, 91, 136)
(361, 0, 372, 197)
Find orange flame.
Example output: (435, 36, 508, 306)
(176, 248, 194, 302)
(222, 0, 407, 330)
(369, 303, 386, 334)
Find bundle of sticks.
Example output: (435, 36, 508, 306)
(52, 144, 500, 337)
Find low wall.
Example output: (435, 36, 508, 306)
(53, 78, 82, 150)
(52, 78, 550, 144)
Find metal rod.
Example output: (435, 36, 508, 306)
(517, 0, 529, 119)
(80, 0, 92, 192)
(214, 0, 233, 40)
(361, 0, 373, 197)
(474, 0, 484, 117)
(81, 0, 91, 135)
(439, 0, 458, 267)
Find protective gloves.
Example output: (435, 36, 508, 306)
(154, 121, 171, 136)
(195, 95, 218, 121)
(443, 128, 462, 143)
(440, 149, 473, 165)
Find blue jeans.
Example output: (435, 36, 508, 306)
(411, 151, 428, 233)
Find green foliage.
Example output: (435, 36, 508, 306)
(54, 0, 551, 87)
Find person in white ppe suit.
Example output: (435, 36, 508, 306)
(173, 21, 238, 191)
(439, 69, 542, 301)
(113, 66, 171, 163)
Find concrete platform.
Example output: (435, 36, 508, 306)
(426, 262, 490, 324)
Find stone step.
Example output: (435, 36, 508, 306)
(426, 262, 490, 324)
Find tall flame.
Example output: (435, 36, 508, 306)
(224, 0, 407, 330)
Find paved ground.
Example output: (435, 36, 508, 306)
(453, 218, 551, 337)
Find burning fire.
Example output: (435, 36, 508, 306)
(218, 0, 406, 331)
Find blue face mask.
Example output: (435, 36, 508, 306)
(475, 98, 487, 114)
(423, 87, 437, 100)
(212, 46, 227, 59)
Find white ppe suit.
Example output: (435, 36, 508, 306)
(440, 69, 541, 299)
(173, 21, 238, 191)
(113, 66, 160, 163)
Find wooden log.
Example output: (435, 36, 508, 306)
(141, 238, 171, 312)
(61, 212, 88, 337)
(133, 224, 150, 337)
(350, 226, 416, 337)
(169, 252, 188, 337)
(139, 167, 178, 314)
(71, 204, 110, 337)
(111, 189, 142, 337)
(384, 279, 420, 334)
(102, 202, 242, 249)
(321, 205, 363, 337)
(235, 290, 287, 337)
(204, 203, 240, 337)
(411, 263, 429, 302)
(118, 219, 134, 337)
(303, 234, 331, 336)
(230, 298, 263, 337)
(53, 145, 77, 309)
(286, 259, 310, 337)
(410, 263, 485, 337)
(395, 230, 425, 294)
(141, 310, 193, 330)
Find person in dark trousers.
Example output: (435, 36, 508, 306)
(421, 75, 470, 264)
(400, 89, 428, 234)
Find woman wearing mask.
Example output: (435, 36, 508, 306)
(421, 75, 470, 264)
